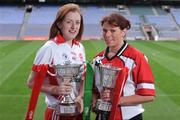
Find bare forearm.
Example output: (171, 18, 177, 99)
(27, 71, 62, 95)
(79, 77, 85, 98)
(119, 94, 155, 106)
(28, 80, 59, 95)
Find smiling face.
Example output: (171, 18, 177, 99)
(102, 22, 126, 50)
(57, 11, 81, 41)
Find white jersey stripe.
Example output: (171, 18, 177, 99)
(137, 83, 155, 90)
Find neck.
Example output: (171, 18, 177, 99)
(109, 41, 124, 53)
(66, 39, 73, 46)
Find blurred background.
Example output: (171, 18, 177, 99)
(0, 0, 180, 120)
(0, 0, 180, 41)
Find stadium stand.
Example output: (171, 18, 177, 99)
(22, 6, 58, 40)
(0, 4, 180, 41)
(0, 6, 24, 40)
(144, 15, 180, 40)
(125, 15, 146, 40)
(171, 8, 180, 26)
(82, 5, 119, 39)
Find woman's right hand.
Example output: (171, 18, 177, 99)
(101, 89, 111, 101)
(51, 82, 73, 95)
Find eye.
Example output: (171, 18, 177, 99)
(103, 29, 107, 33)
(110, 29, 116, 33)
(66, 20, 72, 24)
(76, 21, 81, 25)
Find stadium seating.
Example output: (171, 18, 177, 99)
(23, 6, 58, 40)
(0, 5, 180, 41)
(0, 6, 24, 40)
(171, 8, 180, 26)
(144, 15, 180, 40)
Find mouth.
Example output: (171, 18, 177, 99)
(105, 38, 113, 44)
(69, 30, 77, 34)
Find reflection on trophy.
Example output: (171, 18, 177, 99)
(48, 64, 82, 116)
(95, 64, 121, 112)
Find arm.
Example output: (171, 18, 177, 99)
(119, 94, 155, 106)
(74, 76, 85, 113)
(27, 71, 72, 95)
(120, 53, 155, 106)
(78, 76, 85, 98)
(92, 80, 100, 108)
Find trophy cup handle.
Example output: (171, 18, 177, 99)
(47, 70, 56, 77)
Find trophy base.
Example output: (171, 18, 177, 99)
(95, 99, 112, 112)
(55, 103, 79, 116)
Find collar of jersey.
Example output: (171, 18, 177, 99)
(105, 41, 128, 60)
(53, 34, 79, 47)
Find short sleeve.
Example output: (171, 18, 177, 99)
(32, 44, 53, 72)
(133, 53, 155, 96)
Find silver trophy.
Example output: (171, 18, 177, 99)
(48, 64, 82, 116)
(95, 64, 121, 112)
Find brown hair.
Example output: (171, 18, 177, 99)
(49, 3, 84, 41)
(101, 13, 131, 30)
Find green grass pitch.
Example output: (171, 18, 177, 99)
(0, 40, 180, 120)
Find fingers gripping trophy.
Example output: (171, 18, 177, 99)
(47, 63, 83, 116)
(94, 64, 121, 117)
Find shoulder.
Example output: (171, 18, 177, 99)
(123, 44, 145, 60)
(39, 40, 56, 51)
(35, 40, 57, 59)
(94, 50, 105, 58)
(78, 42, 85, 49)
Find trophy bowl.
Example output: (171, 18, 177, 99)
(55, 64, 81, 79)
(49, 64, 82, 116)
(95, 65, 121, 112)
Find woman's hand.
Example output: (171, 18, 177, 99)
(75, 96, 83, 113)
(101, 89, 111, 101)
(51, 82, 73, 95)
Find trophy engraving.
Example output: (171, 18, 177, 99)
(95, 64, 121, 112)
(48, 64, 82, 116)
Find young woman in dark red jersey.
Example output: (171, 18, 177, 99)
(92, 13, 156, 120)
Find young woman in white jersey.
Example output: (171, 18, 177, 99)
(26, 3, 86, 120)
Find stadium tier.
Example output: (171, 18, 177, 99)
(0, 6, 24, 40)
(0, 5, 180, 41)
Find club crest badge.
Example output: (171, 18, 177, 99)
(62, 53, 71, 64)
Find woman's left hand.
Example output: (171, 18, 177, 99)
(74, 96, 83, 113)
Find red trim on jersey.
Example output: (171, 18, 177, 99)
(136, 89, 155, 96)
(94, 50, 105, 58)
(52, 34, 80, 47)
(72, 39, 80, 47)
(32, 64, 44, 72)
(52, 34, 65, 45)
(25, 64, 48, 120)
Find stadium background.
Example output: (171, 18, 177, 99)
(0, 0, 180, 120)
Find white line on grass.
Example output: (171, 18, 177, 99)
(0, 42, 40, 86)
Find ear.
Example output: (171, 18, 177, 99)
(122, 29, 127, 37)
(57, 22, 62, 29)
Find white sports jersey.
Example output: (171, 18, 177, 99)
(32, 35, 86, 107)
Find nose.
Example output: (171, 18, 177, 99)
(71, 22, 75, 29)
(104, 30, 111, 37)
